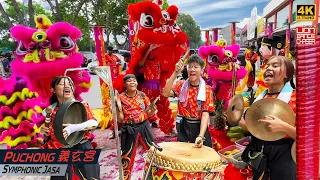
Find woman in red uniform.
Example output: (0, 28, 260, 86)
(40, 76, 100, 180)
(239, 56, 296, 180)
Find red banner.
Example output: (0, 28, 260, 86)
(205, 31, 210, 46)
(93, 26, 112, 129)
(128, 19, 135, 53)
(231, 23, 236, 45)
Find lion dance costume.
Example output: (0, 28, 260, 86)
(0, 15, 92, 149)
(198, 40, 246, 109)
(114, 1, 187, 134)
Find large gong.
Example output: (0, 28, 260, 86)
(54, 99, 87, 146)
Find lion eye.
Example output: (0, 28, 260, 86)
(140, 13, 154, 28)
(59, 36, 75, 50)
(208, 55, 219, 64)
(162, 11, 170, 20)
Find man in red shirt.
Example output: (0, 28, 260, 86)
(105, 46, 120, 65)
(115, 74, 157, 180)
(105, 46, 122, 81)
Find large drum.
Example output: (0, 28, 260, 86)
(143, 142, 226, 180)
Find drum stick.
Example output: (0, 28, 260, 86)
(146, 97, 159, 111)
(151, 142, 163, 151)
(44, 117, 50, 141)
(145, 142, 162, 180)
(152, 96, 160, 105)
(182, 50, 190, 60)
(44, 110, 52, 141)
(196, 139, 202, 145)
(175, 50, 189, 73)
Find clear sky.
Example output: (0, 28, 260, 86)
(168, 0, 269, 28)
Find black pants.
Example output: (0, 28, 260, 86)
(120, 120, 154, 180)
(242, 137, 296, 180)
(178, 117, 212, 148)
(50, 141, 100, 180)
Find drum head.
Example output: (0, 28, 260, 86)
(147, 142, 223, 172)
(54, 100, 87, 146)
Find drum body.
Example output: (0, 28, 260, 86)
(143, 142, 225, 180)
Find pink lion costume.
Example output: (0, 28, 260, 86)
(0, 15, 92, 149)
(198, 40, 246, 109)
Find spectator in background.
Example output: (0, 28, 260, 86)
(82, 57, 88, 67)
(105, 46, 120, 65)
(122, 52, 131, 73)
(106, 46, 122, 80)
(0, 55, 10, 77)
(5, 51, 12, 62)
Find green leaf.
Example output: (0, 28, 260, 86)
(176, 13, 202, 49)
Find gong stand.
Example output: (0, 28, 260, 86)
(64, 66, 124, 180)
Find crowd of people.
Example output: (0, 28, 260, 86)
(0, 51, 13, 77)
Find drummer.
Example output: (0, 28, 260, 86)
(40, 76, 100, 180)
(163, 54, 215, 148)
(115, 74, 157, 180)
(239, 56, 296, 180)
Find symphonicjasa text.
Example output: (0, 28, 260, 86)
(2, 165, 60, 174)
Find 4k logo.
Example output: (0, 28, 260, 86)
(296, 4, 316, 21)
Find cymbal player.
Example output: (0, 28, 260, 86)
(40, 76, 100, 180)
(237, 56, 296, 180)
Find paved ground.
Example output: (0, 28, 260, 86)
(81, 74, 103, 109)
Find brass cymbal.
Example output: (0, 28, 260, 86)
(227, 94, 244, 126)
(245, 98, 295, 141)
(291, 141, 296, 163)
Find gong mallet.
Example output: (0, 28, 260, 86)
(44, 107, 53, 142)
(144, 142, 163, 180)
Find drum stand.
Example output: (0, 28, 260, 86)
(144, 142, 163, 180)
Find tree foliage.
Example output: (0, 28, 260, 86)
(176, 13, 202, 49)
(0, 0, 168, 52)
(162, 0, 169, 10)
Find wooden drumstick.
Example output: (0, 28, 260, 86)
(176, 50, 189, 73)
(44, 107, 52, 141)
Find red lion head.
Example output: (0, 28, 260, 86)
(114, 1, 187, 91)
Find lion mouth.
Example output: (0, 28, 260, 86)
(23, 49, 69, 63)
